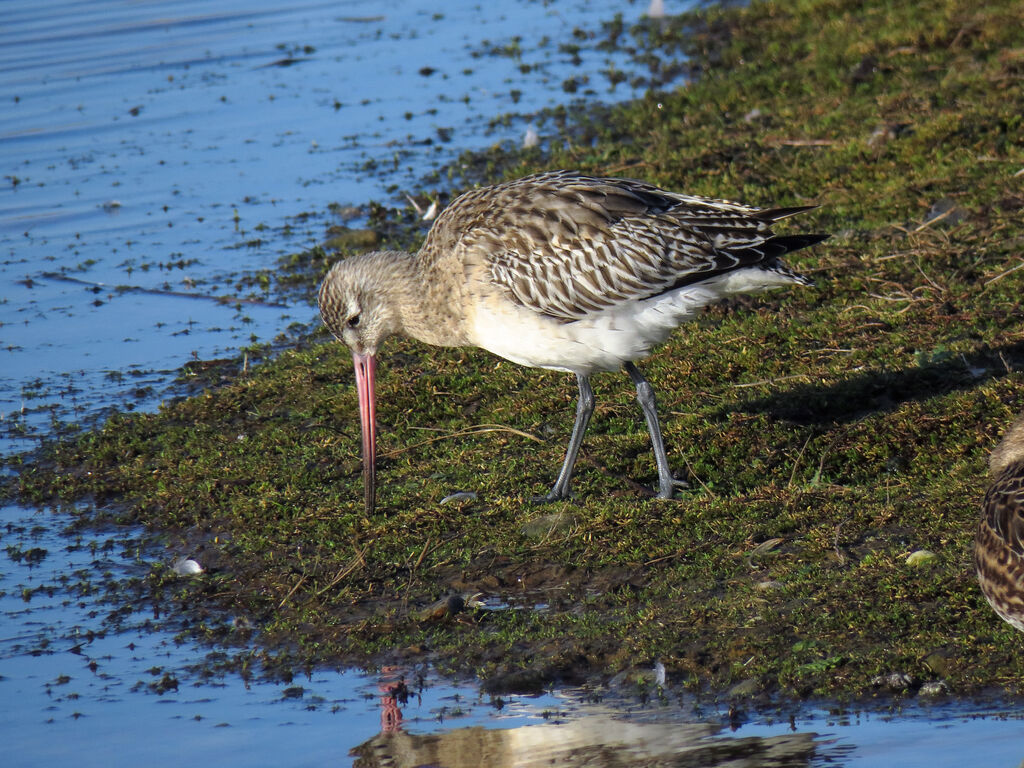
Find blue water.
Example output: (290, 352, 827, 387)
(0, 499, 570, 765)
(0, 0, 654, 448)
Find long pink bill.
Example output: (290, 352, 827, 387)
(352, 352, 378, 515)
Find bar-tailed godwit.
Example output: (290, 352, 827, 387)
(976, 413, 1024, 632)
(318, 170, 828, 513)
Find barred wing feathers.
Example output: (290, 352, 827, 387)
(980, 468, 1024, 560)
(976, 465, 1024, 630)
(420, 171, 824, 322)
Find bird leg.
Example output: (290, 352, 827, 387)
(624, 362, 688, 499)
(536, 374, 594, 502)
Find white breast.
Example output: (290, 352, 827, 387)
(470, 266, 800, 375)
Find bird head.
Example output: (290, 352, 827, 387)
(318, 252, 409, 516)
(318, 253, 406, 357)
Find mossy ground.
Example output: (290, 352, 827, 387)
(9, 0, 1024, 699)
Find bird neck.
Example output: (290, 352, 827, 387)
(371, 250, 469, 349)
(991, 412, 1024, 476)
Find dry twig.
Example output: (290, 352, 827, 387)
(382, 423, 543, 458)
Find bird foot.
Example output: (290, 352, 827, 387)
(532, 489, 573, 504)
(654, 475, 690, 500)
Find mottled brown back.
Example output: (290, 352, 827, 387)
(418, 170, 823, 322)
(976, 462, 1024, 631)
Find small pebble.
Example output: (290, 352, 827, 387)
(922, 197, 967, 226)
(172, 557, 203, 576)
(653, 660, 666, 687)
(919, 680, 949, 696)
(440, 491, 477, 504)
(727, 678, 761, 697)
(520, 511, 576, 538)
(414, 594, 465, 622)
(646, 0, 665, 18)
(748, 537, 783, 557)
(871, 671, 914, 691)
(906, 550, 937, 566)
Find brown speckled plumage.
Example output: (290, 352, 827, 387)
(975, 413, 1024, 632)
(318, 171, 825, 355)
(413, 170, 819, 323)
(317, 170, 828, 509)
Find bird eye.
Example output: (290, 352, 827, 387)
(347, 314, 360, 328)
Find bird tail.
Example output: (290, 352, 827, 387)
(760, 205, 820, 221)
(765, 232, 831, 255)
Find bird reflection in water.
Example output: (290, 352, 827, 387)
(377, 666, 409, 734)
(352, 689, 818, 768)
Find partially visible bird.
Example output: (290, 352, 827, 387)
(976, 412, 1024, 631)
(317, 170, 828, 514)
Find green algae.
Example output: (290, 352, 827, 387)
(9, 0, 1024, 699)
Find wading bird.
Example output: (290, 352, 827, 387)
(976, 413, 1024, 631)
(318, 170, 827, 514)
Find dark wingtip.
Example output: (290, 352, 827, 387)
(772, 233, 831, 254)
